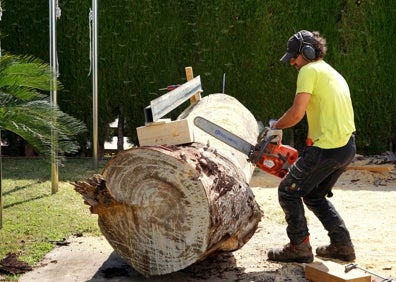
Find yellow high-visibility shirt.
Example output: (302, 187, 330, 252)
(297, 60, 355, 149)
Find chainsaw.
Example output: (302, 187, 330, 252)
(193, 116, 298, 178)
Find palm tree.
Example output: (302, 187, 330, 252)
(0, 53, 86, 159)
(0, 53, 87, 228)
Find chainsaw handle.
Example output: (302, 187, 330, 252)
(269, 119, 278, 128)
(249, 137, 274, 164)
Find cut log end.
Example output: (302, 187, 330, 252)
(73, 144, 262, 277)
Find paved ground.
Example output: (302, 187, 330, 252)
(18, 237, 124, 282)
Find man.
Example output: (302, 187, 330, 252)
(267, 30, 356, 263)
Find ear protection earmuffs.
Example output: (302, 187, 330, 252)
(295, 31, 317, 60)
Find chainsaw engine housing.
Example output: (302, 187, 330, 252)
(255, 143, 298, 178)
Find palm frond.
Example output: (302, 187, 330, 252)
(0, 100, 86, 160)
(0, 54, 61, 94)
(0, 53, 86, 163)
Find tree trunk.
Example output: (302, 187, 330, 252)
(73, 93, 263, 277)
(117, 114, 124, 152)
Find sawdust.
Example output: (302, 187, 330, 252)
(19, 157, 396, 282)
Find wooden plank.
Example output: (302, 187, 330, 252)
(346, 165, 393, 172)
(305, 261, 371, 282)
(185, 66, 201, 104)
(144, 76, 202, 123)
(136, 119, 193, 146)
(145, 118, 171, 126)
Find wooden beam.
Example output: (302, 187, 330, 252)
(305, 261, 371, 282)
(136, 119, 193, 146)
(345, 165, 393, 172)
(185, 66, 201, 104)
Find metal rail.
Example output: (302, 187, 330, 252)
(144, 76, 202, 123)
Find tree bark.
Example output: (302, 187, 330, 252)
(73, 93, 263, 277)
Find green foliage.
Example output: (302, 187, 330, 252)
(0, 54, 87, 162)
(1, 0, 395, 154)
(0, 158, 105, 278)
(332, 0, 396, 153)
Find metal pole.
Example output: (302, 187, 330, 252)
(49, 0, 59, 193)
(92, 0, 98, 169)
(222, 73, 226, 93)
(0, 130, 2, 229)
(0, 2, 4, 229)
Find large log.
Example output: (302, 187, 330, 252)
(73, 93, 263, 277)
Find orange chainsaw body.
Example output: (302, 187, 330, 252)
(255, 143, 298, 178)
(192, 116, 299, 179)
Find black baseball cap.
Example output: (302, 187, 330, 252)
(280, 30, 315, 62)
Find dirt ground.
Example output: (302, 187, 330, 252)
(17, 156, 396, 282)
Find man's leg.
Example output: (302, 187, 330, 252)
(267, 144, 351, 263)
(267, 146, 325, 263)
(303, 167, 353, 245)
(277, 146, 333, 244)
(303, 137, 357, 261)
(303, 195, 355, 261)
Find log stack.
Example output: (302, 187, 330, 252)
(73, 93, 263, 277)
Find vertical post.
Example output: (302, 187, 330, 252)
(0, 131, 2, 229)
(0, 2, 4, 228)
(49, 0, 59, 193)
(222, 73, 226, 93)
(185, 67, 201, 104)
(92, 0, 99, 169)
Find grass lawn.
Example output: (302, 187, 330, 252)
(0, 157, 108, 276)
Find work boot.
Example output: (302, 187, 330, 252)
(268, 237, 314, 263)
(316, 244, 356, 261)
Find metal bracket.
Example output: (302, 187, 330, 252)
(144, 76, 202, 123)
